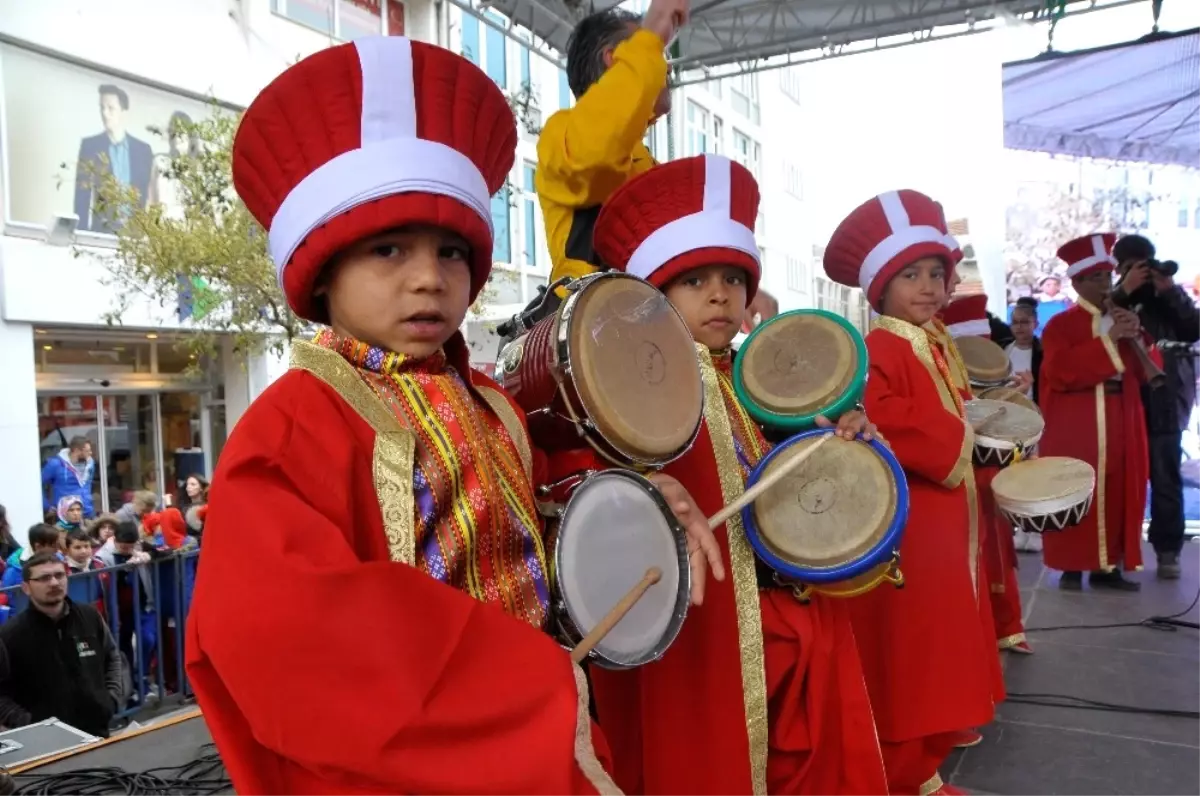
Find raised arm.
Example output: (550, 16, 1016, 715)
(187, 405, 612, 795)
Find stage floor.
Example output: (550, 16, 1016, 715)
(947, 539, 1200, 795)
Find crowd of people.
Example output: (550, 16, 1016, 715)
(0, 2, 1193, 794)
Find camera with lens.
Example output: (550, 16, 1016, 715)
(1144, 258, 1179, 278)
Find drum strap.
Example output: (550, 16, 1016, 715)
(476, 386, 534, 481)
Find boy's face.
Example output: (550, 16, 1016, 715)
(115, 540, 137, 557)
(1010, 309, 1037, 345)
(663, 265, 748, 351)
(880, 256, 947, 327)
(68, 539, 93, 564)
(316, 225, 473, 359)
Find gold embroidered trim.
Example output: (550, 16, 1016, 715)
(1078, 296, 1127, 376)
(997, 632, 1028, 650)
(1090, 313, 1112, 573)
(572, 664, 622, 795)
(699, 349, 768, 796)
(919, 772, 945, 795)
(477, 385, 533, 481)
(990, 582, 1006, 594)
(875, 317, 978, 591)
(291, 340, 416, 565)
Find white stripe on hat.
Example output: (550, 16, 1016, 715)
(947, 318, 991, 338)
(625, 155, 760, 281)
(858, 191, 949, 293)
(268, 37, 493, 279)
(1064, 233, 1117, 278)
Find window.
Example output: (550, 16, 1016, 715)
(558, 69, 571, 110)
(779, 67, 801, 104)
(732, 130, 761, 179)
(461, 13, 480, 64)
(520, 44, 532, 88)
(786, 256, 809, 294)
(272, 0, 404, 38)
(784, 163, 803, 200)
(711, 115, 724, 155)
(491, 188, 511, 264)
(522, 163, 537, 268)
(730, 73, 760, 124)
(686, 101, 722, 156)
(484, 11, 507, 86)
(1180, 197, 1191, 228)
(644, 127, 656, 159)
(814, 276, 852, 320)
(705, 79, 722, 99)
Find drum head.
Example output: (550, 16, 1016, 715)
(556, 471, 688, 668)
(992, 457, 1096, 514)
(957, 336, 1011, 384)
(747, 433, 904, 583)
(568, 275, 703, 463)
(734, 310, 867, 430)
(977, 386, 1041, 415)
(966, 398, 1045, 448)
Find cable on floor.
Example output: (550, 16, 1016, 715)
(1023, 583, 1200, 634)
(1005, 692, 1200, 720)
(6, 742, 230, 795)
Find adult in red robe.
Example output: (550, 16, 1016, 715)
(823, 191, 1003, 796)
(1038, 233, 1154, 591)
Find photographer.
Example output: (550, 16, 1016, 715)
(1111, 235, 1199, 580)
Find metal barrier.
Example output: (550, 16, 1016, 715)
(0, 548, 201, 723)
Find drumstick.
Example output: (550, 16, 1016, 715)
(707, 433, 836, 530)
(972, 406, 1007, 434)
(570, 567, 663, 665)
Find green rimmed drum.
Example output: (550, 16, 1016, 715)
(733, 309, 868, 431)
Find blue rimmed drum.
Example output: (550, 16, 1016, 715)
(740, 428, 910, 600)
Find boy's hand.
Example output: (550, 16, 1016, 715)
(816, 409, 876, 441)
(647, 473, 726, 606)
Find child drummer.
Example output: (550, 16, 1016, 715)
(822, 190, 1005, 796)
(185, 36, 723, 795)
(567, 153, 888, 795)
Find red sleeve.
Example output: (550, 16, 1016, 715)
(1041, 313, 1124, 392)
(864, 333, 972, 489)
(187, 379, 611, 795)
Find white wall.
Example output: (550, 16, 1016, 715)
(0, 309, 42, 548)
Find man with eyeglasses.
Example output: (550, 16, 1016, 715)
(0, 551, 126, 737)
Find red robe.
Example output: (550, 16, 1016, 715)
(855, 318, 1004, 795)
(549, 346, 887, 796)
(1038, 299, 1151, 573)
(185, 335, 617, 796)
(931, 320, 1027, 649)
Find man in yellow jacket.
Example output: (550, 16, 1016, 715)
(534, 0, 778, 326)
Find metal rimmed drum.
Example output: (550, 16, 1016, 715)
(957, 336, 1012, 388)
(740, 428, 910, 600)
(966, 398, 1045, 468)
(543, 469, 691, 670)
(977, 385, 1041, 415)
(733, 309, 868, 431)
(991, 457, 1096, 534)
(495, 272, 704, 468)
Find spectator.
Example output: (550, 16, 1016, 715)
(0, 506, 18, 564)
(65, 530, 107, 611)
(1110, 234, 1200, 579)
(1, 525, 63, 592)
(179, 475, 208, 539)
(95, 523, 155, 701)
(1006, 298, 1044, 554)
(114, 490, 158, 529)
(88, 514, 120, 548)
(56, 496, 85, 533)
(41, 436, 96, 519)
(0, 551, 126, 737)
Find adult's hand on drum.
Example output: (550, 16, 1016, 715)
(743, 289, 779, 332)
(1009, 370, 1034, 393)
(816, 409, 877, 442)
(647, 473, 726, 605)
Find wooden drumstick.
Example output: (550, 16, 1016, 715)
(571, 567, 663, 665)
(707, 433, 836, 531)
(972, 406, 1007, 434)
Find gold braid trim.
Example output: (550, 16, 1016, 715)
(476, 385, 533, 481)
(920, 772, 945, 795)
(1085, 307, 1113, 573)
(997, 632, 1028, 650)
(572, 665, 622, 795)
(290, 340, 416, 565)
(698, 350, 769, 796)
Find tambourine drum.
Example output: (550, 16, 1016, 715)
(977, 385, 1041, 415)
(740, 428, 909, 599)
(957, 336, 1012, 388)
(991, 457, 1096, 534)
(734, 309, 868, 431)
(965, 398, 1044, 468)
(544, 470, 690, 670)
(496, 272, 703, 467)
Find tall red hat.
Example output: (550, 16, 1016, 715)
(233, 37, 516, 323)
(593, 155, 761, 303)
(1058, 233, 1117, 279)
(823, 189, 953, 306)
(941, 293, 990, 338)
(946, 233, 965, 265)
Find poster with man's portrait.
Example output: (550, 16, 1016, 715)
(0, 43, 220, 234)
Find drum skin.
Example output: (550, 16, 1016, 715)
(734, 309, 868, 432)
(740, 428, 909, 597)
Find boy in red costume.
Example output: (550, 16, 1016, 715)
(1038, 233, 1154, 591)
(940, 292, 1031, 656)
(562, 154, 887, 796)
(185, 37, 723, 795)
(823, 190, 1005, 796)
